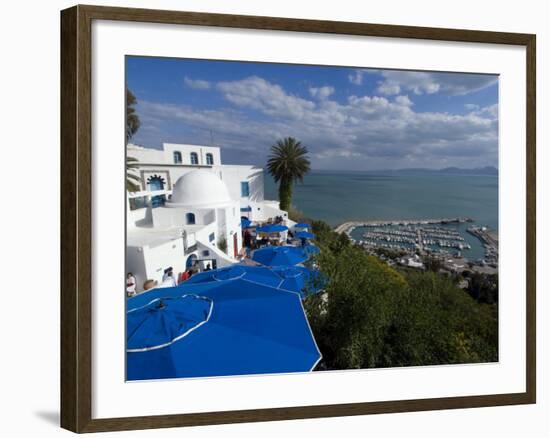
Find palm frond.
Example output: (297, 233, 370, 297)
(126, 172, 141, 183)
(126, 154, 142, 191)
(126, 88, 141, 143)
(126, 180, 141, 192)
(267, 137, 311, 183)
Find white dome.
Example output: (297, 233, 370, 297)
(169, 170, 231, 207)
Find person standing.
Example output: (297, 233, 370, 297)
(243, 229, 252, 248)
(159, 270, 177, 288)
(126, 272, 136, 297)
(162, 267, 174, 283)
(179, 270, 190, 283)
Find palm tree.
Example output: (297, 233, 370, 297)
(126, 88, 141, 144)
(126, 88, 141, 192)
(126, 156, 141, 192)
(267, 137, 311, 212)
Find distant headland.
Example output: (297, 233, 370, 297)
(308, 166, 499, 176)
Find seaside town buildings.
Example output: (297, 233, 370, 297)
(126, 143, 288, 292)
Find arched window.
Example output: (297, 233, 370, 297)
(186, 254, 197, 269)
(186, 213, 196, 225)
(190, 152, 199, 165)
(147, 175, 166, 208)
(173, 151, 182, 164)
(206, 153, 214, 165)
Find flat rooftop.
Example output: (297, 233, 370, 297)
(127, 224, 206, 248)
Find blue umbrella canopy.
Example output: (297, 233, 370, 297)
(295, 231, 316, 239)
(272, 266, 326, 298)
(294, 223, 310, 229)
(256, 224, 288, 233)
(185, 264, 324, 298)
(241, 218, 252, 228)
(126, 279, 321, 380)
(252, 245, 307, 266)
(184, 264, 282, 289)
(127, 294, 213, 351)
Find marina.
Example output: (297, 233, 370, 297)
(335, 217, 497, 267)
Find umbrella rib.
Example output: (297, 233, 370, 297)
(127, 294, 214, 353)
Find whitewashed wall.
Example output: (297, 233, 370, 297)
(152, 205, 216, 228)
(164, 143, 222, 166)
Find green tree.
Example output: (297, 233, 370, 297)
(126, 88, 141, 144)
(305, 243, 408, 369)
(126, 88, 141, 192)
(424, 255, 443, 272)
(304, 221, 498, 370)
(217, 236, 228, 254)
(126, 156, 141, 192)
(387, 272, 498, 365)
(463, 272, 499, 305)
(267, 137, 311, 212)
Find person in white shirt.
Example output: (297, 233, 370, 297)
(159, 270, 177, 288)
(126, 272, 136, 297)
(162, 267, 175, 282)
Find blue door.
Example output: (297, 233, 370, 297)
(186, 254, 197, 269)
(148, 176, 165, 207)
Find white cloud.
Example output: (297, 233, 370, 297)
(136, 76, 498, 169)
(395, 95, 413, 107)
(376, 71, 497, 96)
(348, 70, 364, 85)
(476, 103, 498, 119)
(309, 86, 335, 100)
(184, 77, 211, 90)
(217, 76, 315, 120)
(377, 81, 402, 95)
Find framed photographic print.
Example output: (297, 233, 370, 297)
(60, 4, 536, 433)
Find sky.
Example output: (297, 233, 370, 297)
(126, 56, 498, 171)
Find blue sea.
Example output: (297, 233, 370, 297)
(264, 171, 498, 261)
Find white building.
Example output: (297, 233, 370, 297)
(126, 143, 288, 292)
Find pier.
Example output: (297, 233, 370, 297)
(467, 226, 499, 266)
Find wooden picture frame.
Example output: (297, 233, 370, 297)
(60, 4, 536, 433)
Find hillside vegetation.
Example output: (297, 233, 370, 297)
(305, 220, 498, 370)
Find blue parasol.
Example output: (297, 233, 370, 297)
(271, 266, 326, 298)
(127, 294, 213, 352)
(295, 231, 316, 239)
(184, 264, 282, 289)
(256, 224, 288, 233)
(126, 279, 321, 380)
(252, 245, 307, 266)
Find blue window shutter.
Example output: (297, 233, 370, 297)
(241, 181, 250, 197)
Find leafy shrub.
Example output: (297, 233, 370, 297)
(305, 220, 498, 370)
